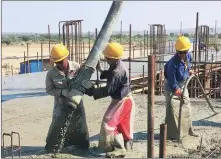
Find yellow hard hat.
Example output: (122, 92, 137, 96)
(175, 36, 191, 51)
(103, 42, 124, 59)
(50, 44, 69, 63)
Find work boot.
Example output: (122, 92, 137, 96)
(124, 140, 133, 151)
(189, 127, 199, 137)
(106, 133, 127, 158)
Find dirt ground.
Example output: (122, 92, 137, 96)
(2, 93, 221, 158)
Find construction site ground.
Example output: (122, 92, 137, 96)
(2, 92, 221, 158)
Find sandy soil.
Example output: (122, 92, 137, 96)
(2, 93, 221, 158)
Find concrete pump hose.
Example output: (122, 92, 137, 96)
(182, 74, 218, 114)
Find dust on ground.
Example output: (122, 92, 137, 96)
(2, 94, 221, 158)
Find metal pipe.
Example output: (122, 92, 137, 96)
(27, 43, 29, 73)
(66, 23, 70, 60)
(140, 41, 142, 57)
(80, 21, 83, 64)
(62, 24, 66, 45)
(41, 43, 43, 71)
(88, 31, 91, 55)
(129, 24, 132, 84)
(142, 65, 145, 94)
(83, 41, 85, 61)
(133, 45, 135, 58)
(48, 24, 52, 68)
(78, 21, 81, 63)
(148, 55, 155, 158)
(11, 65, 13, 75)
(75, 22, 78, 62)
(37, 52, 39, 72)
(11, 132, 13, 158)
(144, 30, 146, 57)
(159, 124, 167, 158)
(194, 12, 199, 68)
(24, 51, 26, 74)
(71, 23, 74, 61)
(147, 30, 149, 56)
(95, 28, 99, 87)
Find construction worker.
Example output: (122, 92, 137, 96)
(164, 36, 199, 141)
(45, 44, 89, 153)
(85, 42, 135, 158)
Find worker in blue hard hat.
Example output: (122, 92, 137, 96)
(164, 36, 199, 141)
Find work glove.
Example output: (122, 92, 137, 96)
(81, 80, 95, 96)
(85, 87, 94, 96)
(174, 88, 182, 97)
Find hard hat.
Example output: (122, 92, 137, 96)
(175, 36, 191, 51)
(103, 42, 124, 59)
(50, 44, 69, 63)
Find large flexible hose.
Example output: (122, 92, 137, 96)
(182, 74, 218, 114)
(177, 74, 218, 142)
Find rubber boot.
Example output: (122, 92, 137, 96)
(189, 127, 199, 137)
(124, 140, 133, 151)
(106, 133, 127, 158)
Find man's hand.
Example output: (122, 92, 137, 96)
(189, 70, 195, 76)
(175, 88, 182, 96)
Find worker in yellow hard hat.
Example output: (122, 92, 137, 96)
(85, 42, 136, 157)
(45, 44, 89, 153)
(164, 36, 199, 141)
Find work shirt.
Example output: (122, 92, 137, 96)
(45, 61, 80, 98)
(93, 60, 130, 100)
(164, 53, 192, 92)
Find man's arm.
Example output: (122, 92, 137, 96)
(45, 72, 69, 97)
(92, 72, 120, 100)
(167, 63, 179, 93)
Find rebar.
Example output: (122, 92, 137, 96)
(27, 43, 29, 73)
(159, 124, 167, 158)
(41, 43, 44, 70)
(59, 20, 84, 64)
(129, 24, 132, 84)
(148, 55, 155, 158)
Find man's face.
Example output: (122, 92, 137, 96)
(177, 50, 188, 60)
(104, 57, 117, 65)
(55, 58, 68, 70)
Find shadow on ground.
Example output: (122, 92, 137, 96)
(2, 92, 47, 103)
(192, 119, 221, 127)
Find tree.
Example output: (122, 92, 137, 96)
(183, 33, 190, 37)
(21, 35, 31, 42)
(170, 33, 175, 37)
(218, 33, 221, 39)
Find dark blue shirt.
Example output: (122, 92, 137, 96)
(93, 60, 130, 100)
(164, 53, 192, 92)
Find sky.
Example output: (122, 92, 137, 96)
(2, 1, 221, 33)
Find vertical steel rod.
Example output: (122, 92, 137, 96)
(148, 55, 155, 158)
(129, 24, 132, 84)
(159, 124, 167, 158)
